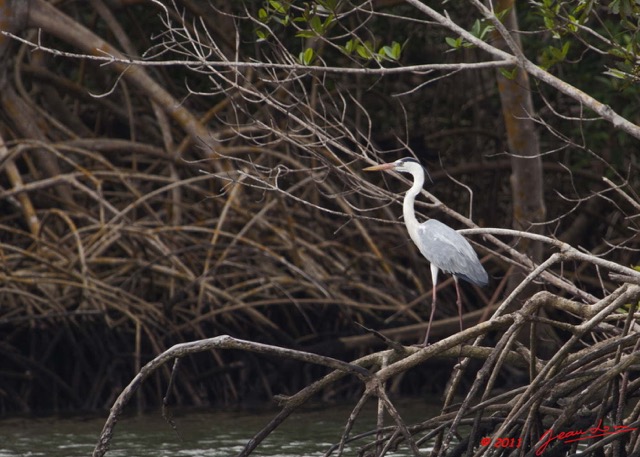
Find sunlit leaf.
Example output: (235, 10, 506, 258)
(269, 0, 286, 14)
(445, 36, 461, 48)
(356, 45, 370, 59)
(391, 41, 402, 59)
(299, 47, 315, 65)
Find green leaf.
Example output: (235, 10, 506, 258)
(356, 41, 374, 59)
(543, 16, 555, 31)
(296, 30, 316, 38)
(610, 0, 621, 15)
(445, 36, 461, 48)
(540, 40, 571, 69)
(256, 29, 268, 41)
(603, 67, 627, 79)
(496, 7, 510, 21)
(609, 47, 631, 59)
(391, 41, 402, 59)
(499, 67, 518, 79)
(299, 47, 315, 65)
(323, 13, 335, 30)
(258, 8, 268, 21)
(319, 0, 337, 10)
(378, 42, 402, 61)
(479, 24, 494, 40)
(269, 0, 286, 14)
(356, 45, 370, 59)
(380, 45, 394, 60)
(304, 47, 315, 65)
(310, 15, 323, 33)
(471, 19, 481, 37)
(344, 39, 356, 53)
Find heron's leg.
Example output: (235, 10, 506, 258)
(422, 264, 440, 346)
(422, 286, 437, 346)
(454, 276, 463, 334)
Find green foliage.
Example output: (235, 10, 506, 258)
(355, 40, 374, 59)
(445, 18, 494, 49)
(499, 67, 518, 80)
(380, 41, 402, 61)
(255, 1, 339, 42)
(254, 0, 403, 65)
(533, 0, 640, 80)
(445, 36, 464, 49)
(255, 1, 295, 41)
(299, 47, 315, 65)
(603, 64, 640, 83)
(539, 41, 571, 69)
(609, 0, 640, 17)
(341, 38, 403, 62)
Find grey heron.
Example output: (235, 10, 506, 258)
(364, 158, 488, 346)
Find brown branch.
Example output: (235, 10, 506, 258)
(26, 0, 221, 156)
(91, 335, 370, 457)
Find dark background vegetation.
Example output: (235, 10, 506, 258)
(0, 0, 638, 416)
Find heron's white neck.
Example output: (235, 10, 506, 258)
(403, 168, 424, 243)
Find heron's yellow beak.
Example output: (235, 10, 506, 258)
(363, 163, 395, 172)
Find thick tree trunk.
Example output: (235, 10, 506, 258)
(492, 1, 557, 355)
(493, 0, 546, 264)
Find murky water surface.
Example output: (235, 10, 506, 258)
(0, 400, 438, 456)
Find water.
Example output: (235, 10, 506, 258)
(0, 400, 437, 457)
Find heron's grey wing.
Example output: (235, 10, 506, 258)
(416, 219, 488, 286)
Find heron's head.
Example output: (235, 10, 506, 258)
(363, 157, 427, 176)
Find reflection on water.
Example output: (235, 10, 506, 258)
(0, 399, 438, 457)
